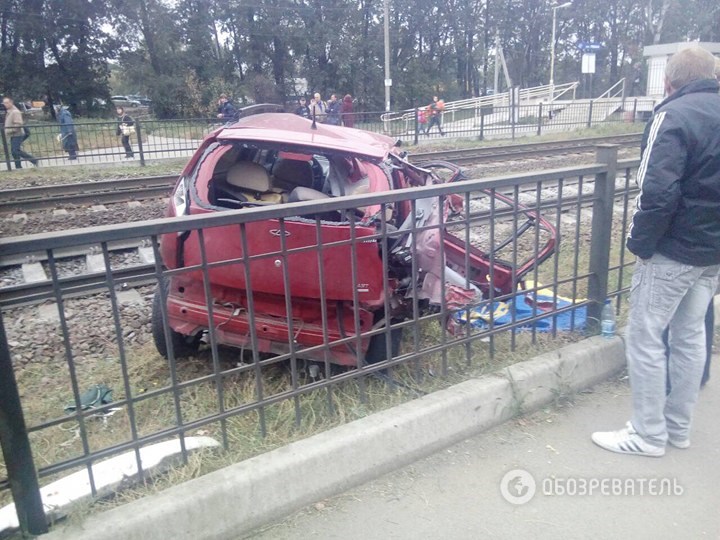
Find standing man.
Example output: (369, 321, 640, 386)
(216, 94, 237, 122)
(294, 96, 310, 118)
(325, 94, 341, 125)
(58, 105, 78, 160)
(425, 95, 445, 136)
(3, 96, 38, 168)
(309, 92, 326, 122)
(592, 48, 720, 457)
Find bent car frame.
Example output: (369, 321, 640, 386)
(154, 113, 556, 367)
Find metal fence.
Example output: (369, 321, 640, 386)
(1, 99, 653, 171)
(381, 97, 655, 143)
(0, 145, 640, 534)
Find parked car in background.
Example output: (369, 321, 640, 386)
(128, 95, 152, 107)
(0, 101, 45, 119)
(111, 95, 142, 108)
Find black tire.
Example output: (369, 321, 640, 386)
(365, 319, 403, 365)
(151, 283, 201, 359)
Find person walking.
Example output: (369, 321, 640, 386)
(341, 94, 354, 128)
(417, 108, 428, 135)
(116, 107, 135, 159)
(294, 96, 310, 118)
(425, 95, 445, 136)
(325, 94, 341, 125)
(3, 96, 38, 169)
(58, 105, 78, 160)
(592, 47, 720, 457)
(216, 94, 237, 122)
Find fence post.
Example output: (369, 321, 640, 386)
(135, 119, 146, 166)
(1, 130, 12, 171)
(413, 108, 419, 146)
(537, 102, 543, 136)
(479, 111, 485, 141)
(587, 100, 594, 128)
(0, 313, 47, 535)
(632, 98, 638, 123)
(587, 145, 618, 330)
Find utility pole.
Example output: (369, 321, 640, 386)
(549, 2, 572, 102)
(482, 0, 490, 95)
(383, 0, 391, 111)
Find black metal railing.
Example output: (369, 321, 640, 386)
(0, 100, 652, 171)
(0, 146, 640, 535)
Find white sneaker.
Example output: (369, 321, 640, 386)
(591, 421, 665, 457)
(668, 436, 690, 449)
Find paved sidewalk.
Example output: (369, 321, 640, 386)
(246, 372, 720, 539)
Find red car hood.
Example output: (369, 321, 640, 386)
(216, 113, 396, 160)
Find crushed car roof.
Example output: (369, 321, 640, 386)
(216, 113, 397, 160)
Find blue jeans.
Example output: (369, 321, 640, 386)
(10, 136, 36, 169)
(627, 253, 719, 446)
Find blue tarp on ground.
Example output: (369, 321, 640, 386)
(453, 289, 587, 332)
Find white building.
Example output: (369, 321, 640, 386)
(643, 42, 720, 99)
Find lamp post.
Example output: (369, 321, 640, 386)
(383, 0, 391, 111)
(549, 1, 572, 102)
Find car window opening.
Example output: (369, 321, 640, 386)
(206, 142, 381, 223)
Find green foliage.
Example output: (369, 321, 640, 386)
(2, 0, 719, 118)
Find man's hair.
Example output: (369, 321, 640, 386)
(665, 47, 716, 89)
(3, 95, 12, 103)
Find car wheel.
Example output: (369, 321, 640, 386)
(151, 284, 201, 359)
(364, 317, 403, 365)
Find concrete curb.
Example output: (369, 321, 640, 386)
(45, 335, 626, 540)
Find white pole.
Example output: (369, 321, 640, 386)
(384, 0, 391, 111)
(549, 6, 557, 103)
(549, 2, 571, 103)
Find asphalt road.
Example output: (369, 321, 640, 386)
(246, 369, 720, 539)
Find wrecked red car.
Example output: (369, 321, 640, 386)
(153, 113, 556, 366)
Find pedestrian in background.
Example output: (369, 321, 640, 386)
(116, 106, 135, 159)
(310, 92, 326, 122)
(2, 96, 38, 169)
(417, 108, 428, 134)
(425, 95, 445, 136)
(325, 94, 341, 125)
(592, 47, 720, 457)
(216, 94, 237, 122)
(294, 96, 310, 119)
(58, 105, 78, 161)
(341, 94, 354, 127)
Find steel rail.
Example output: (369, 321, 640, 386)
(0, 134, 641, 213)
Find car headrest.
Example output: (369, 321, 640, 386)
(272, 158, 314, 189)
(226, 162, 272, 192)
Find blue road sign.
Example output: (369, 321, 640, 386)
(578, 42, 603, 51)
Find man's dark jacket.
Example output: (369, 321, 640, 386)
(218, 101, 238, 122)
(627, 78, 720, 265)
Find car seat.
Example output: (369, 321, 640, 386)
(215, 161, 284, 206)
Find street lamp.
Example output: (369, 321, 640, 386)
(383, 0, 391, 111)
(549, 1, 572, 102)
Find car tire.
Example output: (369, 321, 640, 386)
(364, 318, 403, 365)
(151, 283, 201, 359)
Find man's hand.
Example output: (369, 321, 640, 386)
(217, 113, 223, 119)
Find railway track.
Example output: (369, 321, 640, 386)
(0, 175, 177, 213)
(1, 160, 639, 310)
(0, 134, 642, 213)
(411, 133, 642, 165)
